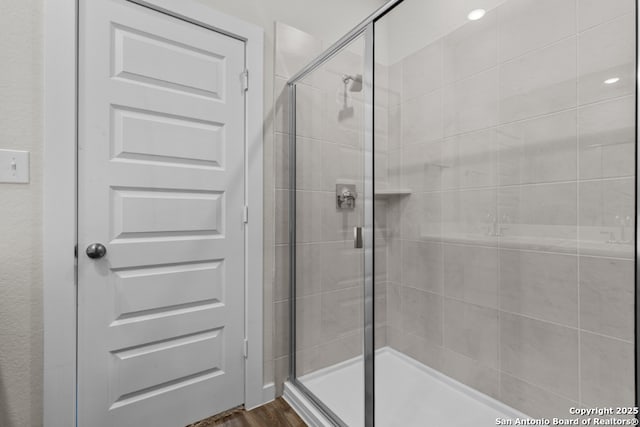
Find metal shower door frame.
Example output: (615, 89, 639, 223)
(634, 0, 639, 416)
(286, 25, 374, 426)
(286, 1, 407, 426)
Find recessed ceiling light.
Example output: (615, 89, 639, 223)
(604, 77, 620, 85)
(467, 9, 486, 21)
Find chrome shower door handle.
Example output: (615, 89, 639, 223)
(354, 226, 363, 249)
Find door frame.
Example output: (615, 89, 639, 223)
(43, 1, 267, 425)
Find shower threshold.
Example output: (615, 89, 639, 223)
(285, 347, 529, 427)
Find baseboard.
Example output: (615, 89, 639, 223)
(244, 382, 275, 411)
(245, 382, 275, 411)
(263, 382, 275, 400)
(283, 381, 333, 427)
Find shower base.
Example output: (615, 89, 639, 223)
(284, 347, 528, 427)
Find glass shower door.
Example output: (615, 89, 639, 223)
(374, 0, 636, 425)
(288, 31, 373, 427)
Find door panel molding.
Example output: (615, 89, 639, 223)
(78, 2, 246, 423)
(43, 1, 265, 426)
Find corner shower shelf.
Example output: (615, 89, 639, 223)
(374, 189, 412, 199)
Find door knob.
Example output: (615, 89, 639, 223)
(86, 243, 107, 259)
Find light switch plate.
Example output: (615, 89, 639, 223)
(0, 149, 30, 183)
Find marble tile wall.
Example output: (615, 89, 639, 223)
(382, 0, 636, 418)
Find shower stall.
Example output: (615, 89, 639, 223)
(284, 0, 638, 425)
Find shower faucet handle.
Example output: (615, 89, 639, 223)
(336, 183, 357, 209)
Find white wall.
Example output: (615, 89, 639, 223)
(0, 0, 384, 424)
(0, 0, 43, 426)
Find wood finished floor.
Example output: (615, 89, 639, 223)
(187, 398, 307, 427)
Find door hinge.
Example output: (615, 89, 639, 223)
(243, 339, 249, 359)
(241, 70, 249, 92)
(243, 205, 249, 224)
(74, 244, 78, 258)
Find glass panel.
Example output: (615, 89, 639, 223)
(292, 34, 367, 427)
(374, 0, 636, 425)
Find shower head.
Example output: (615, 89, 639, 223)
(343, 74, 363, 92)
(338, 74, 361, 122)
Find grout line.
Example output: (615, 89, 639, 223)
(500, 32, 577, 67)
(288, 283, 366, 301)
(397, 55, 406, 347)
(397, 93, 634, 149)
(575, 0, 582, 406)
(576, 10, 636, 35)
(431, 288, 634, 345)
(391, 270, 634, 341)
(500, 371, 580, 407)
(392, 245, 633, 330)
(496, 23, 503, 400)
(437, 32, 446, 372)
(294, 173, 636, 196)
(393, 235, 634, 261)
(407, 175, 636, 193)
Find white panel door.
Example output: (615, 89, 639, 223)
(77, 0, 246, 425)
